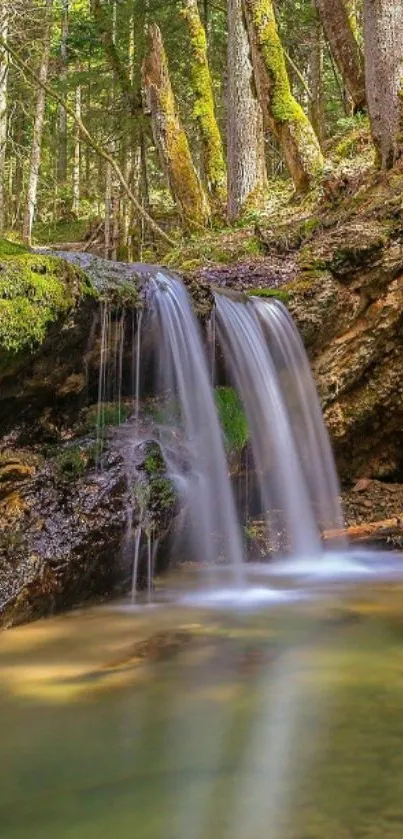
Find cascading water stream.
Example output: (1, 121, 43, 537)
(254, 298, 345, 538)
(149, 272, 245, 577)
(215, 293, 322, 558)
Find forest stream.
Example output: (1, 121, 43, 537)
(2, 1, 403, 837)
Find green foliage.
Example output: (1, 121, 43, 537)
(142, 442, 176, 514)
(85, 402, 131, 432)
(33, 218, 90, 246)
(0, 240, 91, 356)
(215, 386, 249, 453)
(144, 447, 166, 476)
(54, 446, 88, 481)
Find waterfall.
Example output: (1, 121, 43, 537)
(254, 298, 345, 538)
(215, 293, 323, 558)
(83, 254, 346, 591)
(149, 272, 245, 575)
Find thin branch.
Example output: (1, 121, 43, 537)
(0, 37, 175, 248)
(284, 49, 314, 103)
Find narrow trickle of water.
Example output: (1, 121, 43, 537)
(134, 308, 143, 423)
(150, 273, 245, 577)
(215, 294, 322, 558)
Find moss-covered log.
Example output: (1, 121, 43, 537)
(243, 0, 324, 191)
(181, 0, 227, 207)
(142, 23, 210, 228)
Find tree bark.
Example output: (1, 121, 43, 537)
(313, 0, 366, 112)
(363, 0, 403, 169)
(310, 16, 325, 145)
(57, 0, 69, 187)
(243, 0, 324, 191)
(72, 84, 81, 215)
(181, 0, 227, 206)
(0, 0, 8, 236)
(227, 0, 268, 222)
(22, 0, 53, 246)
(142, 23, 210, 228)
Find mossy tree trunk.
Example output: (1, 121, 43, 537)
(181, 0, 227, 207)
(313, 0, 366, 112)
(242, 0, 324, 192)
(363, 0, 403, 169)
(142, 23, 210, 228)
(227, 0, 268, 222)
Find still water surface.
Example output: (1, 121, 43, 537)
(2, 573, 403, 839)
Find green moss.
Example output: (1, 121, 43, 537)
(0, 239, 93, 357)
(141, 442, 176, 515)
(54, 446, 88, 481)
(144, 445, 166, 476)
(248, 288, 289, 303)
(33, 218, 89, 246)
(149, 476, 176, 510)
(247, 0, 323, 185)
(215, 386, 249, 453)
(181, 0, 226, 205)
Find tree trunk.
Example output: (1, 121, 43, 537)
(22, 0, 53, 246)
(181, 0, 226, 206)
(57, 0, 69, 188)
(0, 0, 8, 236)
(243, 0, 324, 191)
(363, 0, 403, 169)
(310, 16, 325, 145)
(313, 0, 366, 112)
(72, 84, 81, 215)
(227, 0, 268, 222)
(104, 159, 112, 259)
(142, 23, 210, 228)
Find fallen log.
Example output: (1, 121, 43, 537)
(324, 515, 403, 544)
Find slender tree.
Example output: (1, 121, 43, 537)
(72, 83, 81, 214)
(0, 32, 175, 246)
(313, 0, 366, 112)
(309, 15, 325, 145)
(23, 0, 54, 245)
(363, 0, 403, 169)
(0, 0, 8, 235)
(142, 23, 210, 228)
(57, 0, 69, 187)
(243, 0, 324, 191)
(181, 0, 226, 206)
(227, 0, 268, 222)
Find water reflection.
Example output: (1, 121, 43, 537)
(1, 574, 403, 838)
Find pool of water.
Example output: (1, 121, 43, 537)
(2, 563, 403, 838)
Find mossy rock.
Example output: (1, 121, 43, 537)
(298, 222, 387, 278)
(0, 239, 94, 362)
(247, 288, 289, 303)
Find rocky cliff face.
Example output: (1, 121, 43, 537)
(286, 168, 403, 483)
(0, 247, 177, 627)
